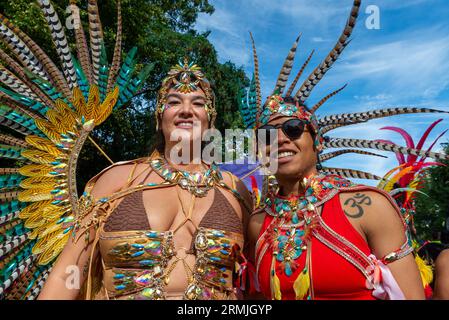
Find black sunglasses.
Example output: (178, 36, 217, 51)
(257, 119, 307, 146)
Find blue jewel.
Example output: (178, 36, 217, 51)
(131, 251, 145, 257)
(139, 260, 155, 266)
(293, 249, 302, 260)
(115, 285, 126, 291)
(132, 244, 144, 249)
(220, 250, 229, 255)
(276, 253, 284, 262)
(285, 262, 293, 277)
(114, 274, 125, 279)
(292, 213, 299, 224)
(146, 232, 159, 238)
(211, 231, 224, 237)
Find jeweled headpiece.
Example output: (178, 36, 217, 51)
(239, 0, 448, 180)
(156, 58, 216, 129)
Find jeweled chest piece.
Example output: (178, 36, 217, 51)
(150, 157, 222, 197)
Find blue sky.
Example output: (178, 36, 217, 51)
(195, 0, 449, 185)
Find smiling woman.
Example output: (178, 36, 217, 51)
(37, 59, 253, 300)
(240, 0, 449, 300)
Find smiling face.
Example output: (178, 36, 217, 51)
(263, 116, 318, 180)
(160, 87, 210, 146)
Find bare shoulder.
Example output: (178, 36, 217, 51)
(339, 188, 398, 220)
(88, 159, 147, 199)
(221, 171, 253, 212)
(436, 249, 449, 269)
(339, 188, 406, 242)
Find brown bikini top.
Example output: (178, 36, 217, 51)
(103, 183, 243, 235)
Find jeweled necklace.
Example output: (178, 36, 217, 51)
(150, 157, 223, 197)
(263, 173, 354, 300)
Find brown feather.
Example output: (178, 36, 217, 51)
(69, 1, 94, 84)
(310, 84, 347, 113)
(0, 13, 70, 99)
(249, 32, 262, 113)
(107, 0, 122, 93)
(0, 134, 29, 148)
(285, 50, 314, 97)
(0, 49, 55, 108)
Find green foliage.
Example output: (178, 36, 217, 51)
(0, 0, 248, 192)
(415, 142, 449, 241)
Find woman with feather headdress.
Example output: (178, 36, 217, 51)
(0, 1, 252, 300)
(241, 0, 449, 300)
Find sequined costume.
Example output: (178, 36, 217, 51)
(0, 0, 250, 300)
(75, 153, 248, 300)
(235, 0, 449, 300)
(255, 174, 412, 300)
(0, 0, 154, 299)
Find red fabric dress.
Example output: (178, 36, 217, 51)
(256, 192, 376, 300)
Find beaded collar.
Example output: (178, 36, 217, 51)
(262, 173, 354, 278)
(150, 157, 223, 197)
(263, 173, 354, 222)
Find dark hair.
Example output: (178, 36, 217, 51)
(151, 129, 165, 154)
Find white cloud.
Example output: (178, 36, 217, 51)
(331, 30, 449, 101)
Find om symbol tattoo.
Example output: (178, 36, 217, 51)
(343, 193, 372, 218)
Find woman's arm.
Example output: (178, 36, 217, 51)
(433, 249, 449, 299)
(342, 190, 425, 300)
(37, 224, 96, 300)
(38, 165, 131, 299)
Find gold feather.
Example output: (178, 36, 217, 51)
(19, 164, 53, 177)
(24, 211, 47, 229)
(34, 119, 61, 144)
(72, 86, 87, 117)
(54, 100, 77, 129)
(46, 109, 67, 133)
(37, 220, 65, 239)
(272, 271, 282, 300)
(19, 200, 53, 219)
(18, 187, 54, 202)
(95, 86, 119, 125)
(25, 205, 65, 229)
(20, 176, 57, 189)
(415, 254, 433, 287)
(38, 232, 70, 265)
(21, 149, 57, 164)
(32, 230, 60, 254)
(25, 135, 62, 157)
(293, 267, 310, 300)
(86, 85, 100, 120)
(270, 255, 282, 300)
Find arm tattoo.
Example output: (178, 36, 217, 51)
(343, 193, 372, 218)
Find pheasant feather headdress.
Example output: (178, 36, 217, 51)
(0, 0, 153, 299)
(239, 0, 449, 180)
(156, 58, 216, 129)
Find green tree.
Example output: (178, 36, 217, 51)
(0, 0, 248, 191)
(415, 142, 449, 241)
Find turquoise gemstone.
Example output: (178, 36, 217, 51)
(139, 260, 155, 266)
(113, 274, 125, 279)
(292, 213, 299, 224)
(146, 232, 159, 238)
(276, 253, 284, 262)
(210, 256, 221, 262)
(285, 262, 292, 277)
(115, 285, 126, 291)
(131, 251, 144, 257)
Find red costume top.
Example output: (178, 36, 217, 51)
(254, 174, 413, 300)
